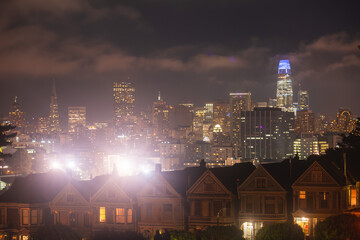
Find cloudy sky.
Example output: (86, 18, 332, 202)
(0, 0, 359, 123)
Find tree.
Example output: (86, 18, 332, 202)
(255, 221, 304, 240)
(314, 214, 360, 240)
(0, 124, 16, 158)
(34, 224, 80, 240)
(324, 118, 360, 180)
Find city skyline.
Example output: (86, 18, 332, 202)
(0, 0, 359, 122)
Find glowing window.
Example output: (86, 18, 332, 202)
(127, 209, 133, 223)
(116, 208, 125, 223)
(99, 207, 106, 223)
(31, 209, 38, 225)
(351, 189, 357, 206)
(22, 209, 30, 225)
(300, 191, 306, 199)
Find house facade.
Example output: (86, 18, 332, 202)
(238, 165, 288, 240)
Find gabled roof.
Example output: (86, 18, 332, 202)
(162, 162, 256, 196)
(186, 169, 233, 196)
(161, 166, 206, 197)
(210, 162, 256, 194)
(0, 171, 69, 203)
(292, 159, 348, 187)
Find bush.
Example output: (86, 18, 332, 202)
(34, 224, 80, 240)
(201, 226, 245, 240)
(314, 214, 360, 240)
(255, 221, 304, 240)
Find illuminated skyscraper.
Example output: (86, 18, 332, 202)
(276, 60, 293, 112)
(298, 90, 309, 111)
(230, 92, 252, 158)
(9, 96, 25, 129)
(295, 110, 315, 134)
(49, 80, 61, 135)
(68, 107, 86, 134)
(152, 91, 169, 138)
(113, 81, 135, 128)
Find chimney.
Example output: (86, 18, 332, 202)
(343, 152, 348, 185)
(200, 159, 206, 168)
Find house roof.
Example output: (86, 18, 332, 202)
(210, 162, 256, 194)
(161, 162, 256, 196)
(0, 171, 70, 203)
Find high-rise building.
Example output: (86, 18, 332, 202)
(152, 92, 169, 138)
(213, 100, 230, 134)
(68, 107, 86, 134)
(239, 107, 295, 161)
(36, 117, 49, 134)
(113, 81, 135, 129)
(293, 133, 319, 160)
(193, 106, 206, 141)
(168, 104, 193, 129)
(315, 113, 330, 134)
(49, 80, 61, 135)
(295, 110, 315, 134)
(204, 103, 214, 121)
(9, 96, 25, 129)
(298, 90, 309, 111)
(230, 92, 252, 158)
(276, 60, 294, 112)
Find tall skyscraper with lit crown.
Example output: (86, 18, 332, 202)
(276, 60, 294, 112)
(9, 96, 26, 129)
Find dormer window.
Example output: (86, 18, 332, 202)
(67, 194, 75, 202)
(311, 170, 322, 183)
(256, 178, 266, 188)
(108, 190, 115, 198)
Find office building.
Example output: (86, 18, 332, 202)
(68, 107, 86, 134)
(298, 90, 309, 111)
(230, 92, 252, 158)
(295, 110, 315, 134)
(293, 133, 319, 160)
(113, 81, 135, 129)
(239, 107, 295, 161)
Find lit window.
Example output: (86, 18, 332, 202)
(300, 191, 306, 199)
(22, 209, 30, 225)
(116, 208, 125, 223)
(127, 209, 133, 223)
(31, 209, 38, 225)
(99, 207, 106, 223)
(350, 189, 356, 206)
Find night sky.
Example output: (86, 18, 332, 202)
(0, 0, 359, 123)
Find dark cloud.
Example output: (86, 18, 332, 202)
(0, 0, 359, 122)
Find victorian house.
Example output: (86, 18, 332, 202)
(292, 160, 351, 238)
(238, 163, 288, 240)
